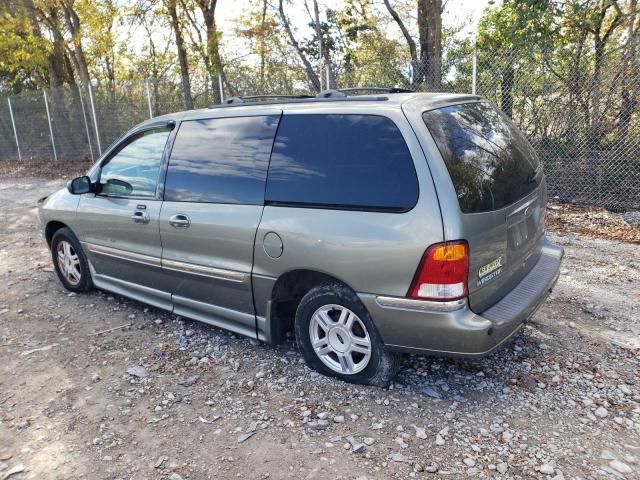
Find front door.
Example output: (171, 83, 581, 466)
(75, 127, 173, 310)
(159, 113, 280, 338)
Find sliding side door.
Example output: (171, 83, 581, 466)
(159, 113, 280, 338)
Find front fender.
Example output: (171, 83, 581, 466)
(38, 187, 81, 243)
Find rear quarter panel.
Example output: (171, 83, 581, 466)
(402, 99, 548, 312)
(252, 104, 443, 309)
(402, 99, 472, 241)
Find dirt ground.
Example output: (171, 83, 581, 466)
(1, 177, 639, 480)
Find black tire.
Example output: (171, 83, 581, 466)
(50, 227, 93, 293)
(295, 282, 401, 387)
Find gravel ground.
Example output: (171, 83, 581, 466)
(0, 177, 639, 480)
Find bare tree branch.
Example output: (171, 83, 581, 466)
(382, 0, 417, 65)
(278, 0, 321, 92)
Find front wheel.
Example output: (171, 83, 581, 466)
(295, 283, 401, 387)
(50, 227, 93, 293)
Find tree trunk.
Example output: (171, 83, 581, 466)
(167, 0, 193, 109)
(153, 78, 160, 117)
(616, 0, 638, 144)
(103, 23, 116, 104)
(196, 0, 225, 103)
(47, 30, 66, 89)
(148, 35, 160, 116)
(501, 66, 514, 119)
(259, 0, 267, 91)
(311, 0, 330, 89)
(590, 37, 605, 149)
(588, 2, 624, 150)
(61, 1, 91, 88)
(417, 0, 442, 90)
(104, 54, 116, 105)
(384, 0, 441, 90)
(34, 5, 69, 145)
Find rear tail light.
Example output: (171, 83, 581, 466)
(408, 241, 469, 301)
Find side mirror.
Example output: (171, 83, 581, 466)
(67, 176, 92, 195)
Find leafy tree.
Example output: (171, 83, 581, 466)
(0, 0, 49, 90)
(229, 0, 310, 95)
(334, 0, 409, 88)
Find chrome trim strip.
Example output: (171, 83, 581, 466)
(86, 243, 161, 268)
(86, 242, 247, 284)
(508, 197, 537, 216)
(162, 259, 247, 283)
(376, 296, 467, 313)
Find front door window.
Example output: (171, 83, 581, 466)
(99, 129, 170, 197)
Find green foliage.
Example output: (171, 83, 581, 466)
(333, 1, 409, 88)
(0, 2, 48, 90)
(478, 0, 557, 51)
(228, 3, 309, 95)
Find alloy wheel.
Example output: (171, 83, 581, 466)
(308, 304, 372, 374)
(56, 240, 82, 286)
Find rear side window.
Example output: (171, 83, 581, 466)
(265, 114, 418, 212)
(164, 115, 280, 204)
(423, 102, 541, 213)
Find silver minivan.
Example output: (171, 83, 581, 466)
(38, 90, 563, 386)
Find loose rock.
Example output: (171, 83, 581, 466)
(126, 366, 148, 378)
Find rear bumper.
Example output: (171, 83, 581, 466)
(359, 238, 564, 357)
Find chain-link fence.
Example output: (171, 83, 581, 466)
(1, 46, 638, 211)
(469, 46, 640, 213)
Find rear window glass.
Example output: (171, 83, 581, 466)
(423, 102, 541, 213)
(265, 114, 418, 211)
(165, 115, 279, 204)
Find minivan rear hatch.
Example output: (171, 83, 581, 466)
(422, 101, 546, 313)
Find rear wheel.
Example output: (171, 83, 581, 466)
(295, 283, 400, 387)
(51, 227, 93, 293)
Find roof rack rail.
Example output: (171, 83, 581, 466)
(209, 87, 416, 107)
(338, 87, 414, 94)
(208, 92, 396, 109)
(210, 96, 390, 109)
(223, 94, 315, 105)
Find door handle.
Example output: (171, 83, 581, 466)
(131, 210, 150, 224)
(169, 214, 191, 229)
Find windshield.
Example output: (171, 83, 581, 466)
(423, 102, 541, 213)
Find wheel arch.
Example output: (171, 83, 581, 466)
(264, 268, 357, 345)
(45, 220, 69, 247)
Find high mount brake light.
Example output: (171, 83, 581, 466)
(408, 241, 469, 301)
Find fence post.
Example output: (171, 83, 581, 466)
(43, 90, 58, 162)
(217, 73, 224, 103)
(7, 98, 21, 161)
(472, 51, 477, 95)
(145, 78, 153, 118)
(325, 63, 330, 90)
(77, 85, 95, 162)
(88, 83, 102, 155)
